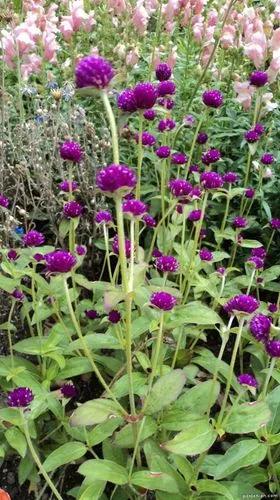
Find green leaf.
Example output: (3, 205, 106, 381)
(78, 481, 106, 500)
(196, 479, 234, 500)
(161, 409, 206, 431)
(193, 349, 240, 392)
(131, 471, 179, 493)
(223, 401, 271, 434)
(213, 439, 267, 480)
(0, 275, 18, 292)
(261, 265, 280, 283)
(88, 417, 123, 447)
(69, 334, 121, 352)
(266, 385, 280, 433)
(0, 408, 23, 426)
(43, 442, 87, 472)
(162, 420, 217, 456)
(59, 218, 70, 238)
(144, 370, 186, 415)
(5, 427, 27, 458)
(58, 358, 92, 378)
(114, 417, 157, 448)
(239, 240, 263, 248)
(111, 372, 147, 398)
(78, 459, 128, 485)
(175, 380, 220, 414)
(167, 302, 223, 328)
(18, 454, 35, 486)
(70, 399, 122, 426)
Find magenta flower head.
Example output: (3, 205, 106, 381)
(23, 230, 45, 247)
(150, 291, 177, 311)
(247, 256, 264, 269)
(199, 248, 213, 261)
(261, 153, 274, 165)
(85, 309, 99, 319)
(142, 213, 156, 227)
(112, 235, 131, 258)
(171, 152, 188, 165)
(7, 387, 33, 407)
(12, 289, 25, 301)
(268, 303, 278, 313)
(95, 210, 113, 225)
(158, 97, 174, 109)
(189, 164, 200, 173)
(33, 253, 44, 262)
(75, 55, 114, 89)
(60, 141, 83, 163)
(155, 255, 179, 273)
(245, 187, 255, 199)
(224, 294, 259, 315)
(61, 383, 78, 398)
(158, 118, 176, 132)
(169, 179, 192, 198)
(63, 200, 83, 218)
(270, 218, 280, 230)
(155, 63, 172, 81)
(233, 216, 247, 229)
(156, 146, 171, 158)
(238, 374, 258, 388)
(201, 148, 221, 165)
(0, 194, 10, 208)
(157, 80, 176, 97)
(96, 164, 136, 197)
(249, 70, 268, 87)
(133, 82, 157, 109)
(244, 129, 260, 143)
(122, 199, 147, 218)
(76, 245, 87, 256)
(117, 88, 137, 112)
(217, 266, 226, 276)
(266, 339, 280, 357)
(108, 309, 121, 323)
(143, 109, 156, 120)
(196, 132, 208, 145)
(7, 249, 18, 261)
(223, 172, 239, 184)
(135, 131, 156, 146)
(202, 89, 223, 108)
(249, 313, 271, 341)
(59, 180, 79, 192)
(252, 247, 267, 260)
(200, 171, 224, 189)
(45, 250, 76, 273)
(188, 209, 202, 222)
(254, 123, 265, 136)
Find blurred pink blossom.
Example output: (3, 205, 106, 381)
(234, 81, 255, 110)
(132, 1, 149, 34)
(60, 1, 95, 40)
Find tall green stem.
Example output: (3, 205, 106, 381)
(103, 225, 113, 283)
(143, 313, 165, 411)
(185, 115, 204, 178)
(101, 91, 119, 164)
(115, 196, 128, 292)
(261, 358, 276, 399)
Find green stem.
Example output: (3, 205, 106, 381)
(101, 91, 119, 164)
(146, 201, 177, 262)
(246, 269, 255, 294)
(115, 196, 129, 292)
(143, 313, 165, 412)
(268, 446, 280, 497)
(217, 187, 231, 249)
(185, 115, 204, 178)
(103, 225, 113, 283)
(171, 326, 184, 369)
(129, 219, 135, 292)
(136, 112, 144, 199)
(261, 357, 276, 399)
(267, 230, 275, 253)
(7, 300, 15, 368)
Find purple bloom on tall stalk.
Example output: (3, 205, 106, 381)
(238, 374, 258, 388)
(0, 194, 10, 208)
(268, 303, 278, 313)
(202, 89, 223, 108)
(189, 164, 200, 173)
(261, 153, 274, 165)
(188, 209, 202, 222)
(143, 109, 156, 120)
(223, 172, 239, 184)
(169, 179, 192, 198)
(171, 152, 188, 164)
(85, 309, 99, 319)
(251, 247, 266, 259)
(155, 63, 172, 81)
(122, 199, 147, 217)
(156, 146, 171, 158)
(249, 70, 268, 87)
(7, 249, 18, 261)
(76, 245, 87, 256)
(245, 187, 255, 198)
(224, 294, 259, 314)
(244, 129, 260, 143)
(158, 118, 176, 132)
(95, 210, 113, 225)
(45, 250, 77, 273)
(200, 171, 224, 189)
(75, 55, 114, 89)
(150, 291, 177, 311)
(96, 164, 136, 196)
(63, 200, 83, 218)
(270, 218, 280, 230)
(112, 235, 131, 258)
(133, 82, 157, 109)
(196, 132, 208, 145)
(247, 256, 264, 269)
(266, 339, 280, 357)
(249, 313, 271, 341)
(23, 230, 45, 247)
(201, 149, 221, 165)
(12, 289, 25, 301)
(254, 123, 265, 136)
(108, 310, 121, 323)
(60, 141, 83, 162)
(199, 248, 213, 261)
(135, 131, 156, 146)
(155, 255, 179, 272)
(152, 248, 162, 258)
(158, 97, 174, 109)
(142, 213, 157, 227)
(117, 88, 137, 112)
(233, 216, 247, 229)
(61, 383, 78, 398)
(59, 180, 79, 192)
(157, 80, 176, 97)
(7, 387, 34, 407)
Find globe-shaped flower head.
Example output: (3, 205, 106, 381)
(158, 118, 176, 132)
(270, 218, 280, 230)
(23, 230, 45, 247)
(96, 164, 136, 197)
(233, 216, 247, 229)
(261, 153, 274, 165)
(133, 82, 157, 109)
(249, 71, 268, 87)
(135, 131, 156, 146)
(155, 63, 172, 81)
(188, 209, 202, 222)
(155, 255, 179, 273)
(196, 132, 208, 145)
(117, 88, 137, 112)
(112, 235, 131, 258)
(0, 194, 10, 208)
(75, 55, 114, 89)
(60, 383, 78, 398)
(200, 171, 224, 189)
(156, 146, 171, 159)
(202, 149, 221, 165)
(7, 387, 34, 407)
(142, 213, 156, 227)
(60, 141, 83, 163)
(224, 294, 259, 315)
(223, 172, 239, 184)
(266, 339, 280, 357)
(150, 291, 177, 311)
(169, 179, 192, 198)
(245, 187, 255, 199)
(171, 152, 188, 165)
(143, 109, 156, 120)
(199, 248, 213, 261)
(157, 80, 176, 97)
(122, 199, 147, 218)
(249, 313, 271, 341)
(237, 374, 258, 388)
(95, 210, 113, 225)
(45, 250, 77, 273)
(202, 89, 223, 108)
(63, 201, 83, 218)
(244, 129, 260, 143)
(59, 180, 79, 192)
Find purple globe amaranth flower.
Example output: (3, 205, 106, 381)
(86, 309, 99, 319)
(75, 55, 114, 89)
(158, 118, 176, 132)
(156, 146, 171, 158)
(217, 266, 226, 275)
(133, 82, 157, 109)
(23, 230, 45, 247)
(183, 114, 196, 127)
(33, 253, 44, 262)
(169, 179, 192, 198)
(158, 97, 174, 109)
(142, 213, 157, 227)
(196, 132, 208, 145)
(155, 63, 172, 81)
(245, 187, 255, 199)
(189, 164, 200, 173)
(63, 200, 83, 218)
(171, 152, 188, 165)
(202, 89, 223, 108)
(122, 199, 147, 217)
(152, 248, 163, 258)
(270, 218, 280, 230)
(108, 309, 121, 323)
(233, 216, 247, 229)
(201, 149, 221, 165)
(96, 164, 136, 196)
(244, 129, 260, 143)
(190, 187, 202, 199)
(199, 248, 213, 261)
(7, 387, 34, 407)
(59, 180, 79, 192)
(61, 383, 78, 398)
(251, 246, 266, 259)
(249, 313, 271, 341)
(238, 374, 258, 388)
(223, 171, 239, 184)
(143, 109, 156, 120)
(268, 303, 278, 313)
(266, 339, 280, 357)
(117, 88, 137, 112)
(76, 245, 87, 256)
(7, 249, 18, 261)
(200, 171, 224, 189)
(254, 123, 265, 136)
(188, 209, 202, 222)
(247, 256, 264, 269)
(261, 153, 274, 165)
(249, 70, 268, 87)
(150, 291, 177, 311)
(135, 131, 156, 146)
(157, 80, 176, 97)
(12, 289, 25, 301)
(45, 250, 77, 273)
(155, 255, 179, 273)
(0, 194, 10, 208)
(60, 141, 83, 163)
(95, 210, 113, 225)
(112, 235, 131, 258)
(224, 294, 259, 315)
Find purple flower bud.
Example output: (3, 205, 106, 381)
(135, 131, 156, 146)
(183, 114, 196, 127)
(196, 132, 208, 145)
(251, 246, 266, 259)
(75, 55, 114, 89)
(245, 187, 255, 199)
(122, 199, 147, 217)
(217, 266, 226, 275)
(60, 141, 83, 163)
(200, 171, 224, 189)
(156, 146, 171, 158)
(45, 250, 77, 273)
(117, 88, 137, 112)
(224, 294, 259, 315)
(201, 149, 221, 165)
(142, 213, 157, 227)
(7, 249, 18, 261)
(133, 82, 157, 109)
(158, 97, 174, 109)
(254, 123, 265, 136)
(233, 216, 247, 229)
(11, 289, 25, 301)
(23, 230, 45, 247)
(59, 180, 79, 192)
(95, 210, 113, 225)
(171, 152, 188, 165)
(155, 63, 172, 81)
(270, 218, 280, 230)
(190, 187, 202, 200)
(76, 245, 87, 256)
(108, 309, 121, 323)
(189, 164, 200, 173)
(266, 339, 280, 357)
(199, 248, 213, 261)
(268, 303, 278, 313)
(143, 109, 156, 120)
(249, 70, 268, 87)
(188, 209, 202, 221)
(152, 248, 162, 258)
(33, 253, 44, 262)
(157, 80, 176, 97)
(223, 171, 239, 184)
(247, 256, 264, 269)
(202, 89, 223, 108)
(85, 309, 99, 319)
(249, 313, 271, 341)
(112, 235, 131, 258)
(238, 374, 258, 388)
(158, 118, 176, 132)
(155, 255, 179, 273)
(96, 164, 136, 196)
(244, 129, 260, 143)
(0, 194, 10, 208)
(169, 179, 192, 198)
(150, 291, 177, 311)
(200, 228, 207, 239)
(7, 387, 34, 407)
(60, 383, 78, 398)
(63, 200, 83, 218)
(261, 153, 274, 165)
